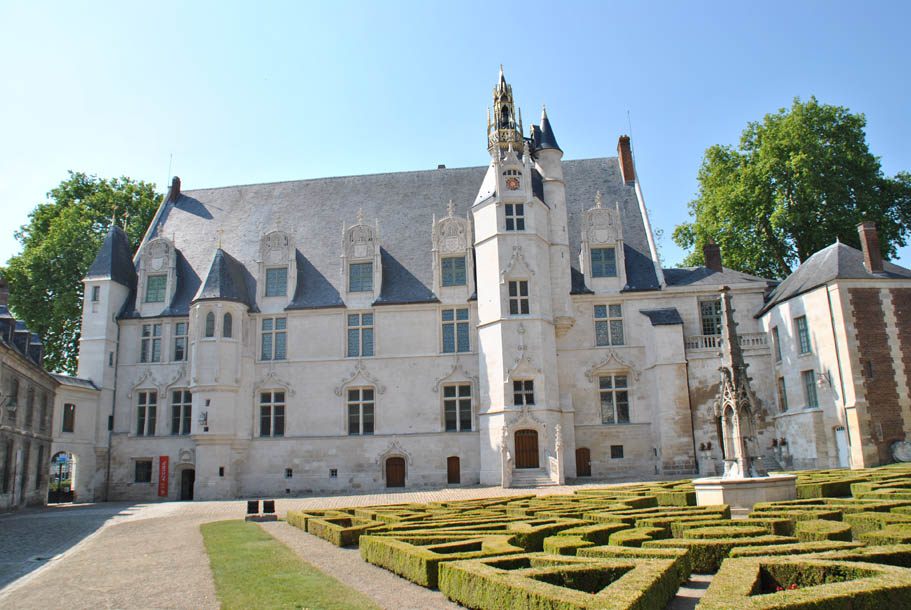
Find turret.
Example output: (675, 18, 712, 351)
(487, 66, 525, 158)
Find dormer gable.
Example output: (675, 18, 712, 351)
(137, 236, 177, 316)
(341, 210, 382, 305)
(257, 230, 296, 310)
(431, 201, 474, 297)
(580, 191, 627, 291)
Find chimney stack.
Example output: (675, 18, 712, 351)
(703, 240, 723, 272)
(0, 275, 8, 307)
(617, 135, 635, 183)
(167, 176, 181, 203)
(857, 221, 883, 273)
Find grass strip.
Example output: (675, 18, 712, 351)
(201, 520, 382, 610)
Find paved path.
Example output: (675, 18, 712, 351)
(0, 482, 630, 609)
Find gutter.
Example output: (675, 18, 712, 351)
(104, 320, 121, 501)
(825, 283, 851, 461)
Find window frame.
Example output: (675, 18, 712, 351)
(134, 459, 153, 484)
(140, 323, 162, 363)
(802, 370, 819, 408)
(507, 280, 530, 315)
(599, 374, 630, 424)
(204, 312, 215, 338)
(504, 203, 525, 231)
(223, 313, 233, 338)
(441, 256, 467, 287)
(441, 307, 470, 353)
(348, 262, 373, 292)
(346, 387, 375, 436)
(347, 312, 375, 358)
(259, 390, 286, 437)
(794, 315, 811, 354)
(443, 383, 472, 432)
(512, 380, 535, 407)
(145, 274, 167, 303)
(91, 285, 100, 302)
(771, 326, 782, 362)
(62, 403, 76, 433)
(173, 320, 188, 361)
(699, 298, 722, 336)
(590, 247, 618, 278)
(136, 390, 157, 437)
(594, 304, 625, 346)
(264, 266, 288, 297)
(260, 317, 287, 361)
(777, 376, 789, 412)
(170, 390, 192, 436)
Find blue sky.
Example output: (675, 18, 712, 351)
(1, 0, 909, 270)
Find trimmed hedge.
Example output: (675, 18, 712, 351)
(670, 518, 795, 538)
(438, 553, 680, 610)
(654, 491, 696, 507)
(729, 541, 863, 558)
(542, 536, 595, 556)
(698, 557, 911, 609)
(578, 545, 692, 585)
(796, 478, 859, 499)
(683, 526, 768, 539)
(860, 524, 911, 545)
(506, 519, 589, 552)
(306, 515, 383, 547)
(608, 527, 665, 548)
(844, 512, 911, 539)
(747, 509, 842, 522)
(643, 535, 798, 573)
(794, 519, 852, 542)
(810, 543, 911, 568)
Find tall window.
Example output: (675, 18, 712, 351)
(347, 388, 374, 435)
(347, 313, 374, 357)
(91, 285, 100, 302)
(504, 203, 525, 231)
(140, 323, 162, 363)
(777, 377, 788, 412)
(2, 440, 12, 493)
(205, 312, 215, 338)
(259, 391, 285, 437)
(223, 313, 233, 338)
(513, 380, 535, 406)
(441, 256, 467, 287)
(39, 394, 48, 432)
(600, 375, 630, 424)
(508, 281, 529, 315)
(35, 446, 43, 490)
(136, 391, 157, 436)
(135, 459, 152, 483)
(25, 388, 34, 428)
(265, 267, 287, 297)
(62, 403, 76, 433)
(171, 390, 192, 436)
(700, 298, 722, 336)
(795, 316, 811, 354)
(771, 326, 782, 362)
(261, 317, 287, 361)
(145, 274, 166, 303)
(442, 308, 470, 353)
(173, 321, 188, 361)
(443, 384, 472, 432)
(802, 370, 819, 408)
(591, 247, 617, 278)
(595, 305, 624, 346)
(6, 377, 17, 424)
(349, 262, 373, 292)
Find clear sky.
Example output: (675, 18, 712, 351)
(1, 0, 909, 270)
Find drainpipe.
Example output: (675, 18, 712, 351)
(104, 320, 121, 502)
(684, 359, 700, 475)
(825, 283, 851, 463)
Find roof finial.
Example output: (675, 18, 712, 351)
(542, 103, 547, 120)
(111, 204, 118, 226)
(447, 199, 455, 217)
(357, 208, 364, 225)
(595, 191, 603, 208)
(216, 228, 224, 249)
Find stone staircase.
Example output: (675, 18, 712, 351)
(510, 468, 558, 488)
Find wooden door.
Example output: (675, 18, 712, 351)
(514, 429, 539, 469)
(386, 457, 405, 487)
(447, 456, 460, 484)
(575, 447, 591, 477)
(180, 469, 195, 500)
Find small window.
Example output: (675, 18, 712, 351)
(610, 445, 624, 459)
(205, 312, 215, 338)
(261, 317, 287, 361)
(349, 262, 373, 292)
(330, 468, 338, 478)
(265, 267, 287, 297)
(772, 326, 782, 362)
(259, 391, 286, 437)
(777, 377, 788, 412)
(600, 375, 630, 424)
(135, 459, 153, 483)
(347, 313, 374, 357)
(347, 388, 375, 435)
(795, 316, 811, 354)
(513, 380, 535, 406)
(595, 305, 624, 346)
(443, 384, 472, 432)
(441, 256, 467, 287)
(62, 403, 76, 433)
(223, 313, 233, 338)
(700, 298, 722, 336)
(145, 274, 167, 303)
(91, 285, 100, 302)
(173, 321, 188, 361)
(136, 391, 157, 436)
(508, 280, 529, 315)
(802, 370, 819, 408)
(140, 323, 162, 363)
(442, 308, 470, 353)
(284, 468, 293, 479)
(504, 203, 525, 231)
(591, 247, 617, 278)
(171, 390, 192, 436)
(219, 467, 225, 477)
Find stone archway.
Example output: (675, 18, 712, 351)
(48, 451, 75, 503)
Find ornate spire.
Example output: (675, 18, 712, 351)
(488, 66, 524, 157)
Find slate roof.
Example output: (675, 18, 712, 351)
(194, 248, 256, 308)
(135, 157, 659, 317)
(663, 266, 772, 288)
(52, 374, 99, 390)
(757, 242, 911, 316)
(639, 308, 683, 326)
(85, 225, 136, 287)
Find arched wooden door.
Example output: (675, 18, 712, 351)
(575, 447, 591, 477)
(514, 429, 539, 469)
(386, 457, 405, 487)
(447, 456, 460, 484)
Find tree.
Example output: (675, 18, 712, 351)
(3, 172, 160, 373)
(673, 97, 911, 279)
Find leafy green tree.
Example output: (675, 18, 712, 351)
(673, 97, 911, 279)
(3, 172, 160, 373)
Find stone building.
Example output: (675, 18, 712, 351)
(0, 277, 58, 511)
(56, 70, 909, 502)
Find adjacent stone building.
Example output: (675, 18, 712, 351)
(57, 70, 910, 502)
(0, 277, 58, 511)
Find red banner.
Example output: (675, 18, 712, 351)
(158, 456, 169, 497)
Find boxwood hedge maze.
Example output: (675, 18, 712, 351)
(287, 464, 911, 609)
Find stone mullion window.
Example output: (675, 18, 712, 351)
(700, 298, 722, 336)
(443, 384, 472, 432)
(259, 391, 285, 437)
(265, 267, 288, 297)
(173, 321, 188, 361)
(595, 304, 624, 346)
(590, 247, 617, 278)
(347, 313, 374, 357)
(347, 388, 374, 435)
(802, 370, 819, 408)
(508, 281, 529, 315)
(261, 317, 287, 361)
(795, 316, 811, 354)
(513, 380, 534, 406)
(442, 308, 470, 353)
(141, 323, 162, 363)
(777, 377, 788, 412)
(348, 262, 373, 292)
(504, 203, 525, 231)
(145, 274, 167, 303)
(136, 391, 157, 436)
(599, 375, 630, 424)
(441, 257, 467, 287)
(171, 390, 192, 436)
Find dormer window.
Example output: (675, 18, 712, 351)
(265, 267, 287, 297)
(505, 204, 525, 231)
(145, 275, 167, 303)
(441, 257, 466, 287)
(432, 204, 473, 295)
(591, 248, 617, 278)
(349, 262, 373, 292)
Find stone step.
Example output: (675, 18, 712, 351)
(510, 469, 558, 488)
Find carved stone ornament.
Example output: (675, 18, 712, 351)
(500, 245, 534, 283)
(376, 439, 412, 466)
(146, 239, 170, 272)
(127, 369, 155, 399)
(334, 360, 386, 396)
(347, 224, 375, 260)
(504, 324, 543, 383)
(254, 369, 297, 396)
(587, 208, 619, 245)
(438, 219, 467, 254)
(177, 447, 195, 465)
(584, 350, 641, 382)
(432, 356, 479, 393)
(262, 231, 290, 265)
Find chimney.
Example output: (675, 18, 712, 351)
(617, 135, 635, 183)
(166, 176, 181, 203)
(857, 221, 883, 273)
(703, 240, 723, 272)
(0, 275, 8, 307)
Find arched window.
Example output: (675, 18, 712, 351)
(205, 312, 215, 338)
(223, 313, 233, 338)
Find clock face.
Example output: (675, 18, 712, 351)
(506, 177, 520, 190)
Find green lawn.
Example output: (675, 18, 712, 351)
(201, 520, 382, 610)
